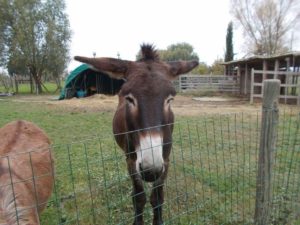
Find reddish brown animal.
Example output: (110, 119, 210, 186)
(0, 120, 54, 225)
(75, 44, 198, 225)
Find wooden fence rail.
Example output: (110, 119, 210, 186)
(174, 74, 239, 93)
(250, 69, 300, 105)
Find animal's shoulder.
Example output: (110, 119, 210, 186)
(0, 120, 50, 156)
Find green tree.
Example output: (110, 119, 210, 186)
(225, 22, 234, 62)
(192, 62, 210, 75)
(159, 43, 199, 61)
(0, 0, 11, 67)
(0, 0, 71, 93)
(136, 43, 199, 62)
(210, 58, 225, 75)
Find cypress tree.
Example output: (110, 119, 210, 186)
(225, 22, 234, 62)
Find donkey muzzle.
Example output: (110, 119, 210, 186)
(136, 134, 164, 182)
(139, 163, 164, 182)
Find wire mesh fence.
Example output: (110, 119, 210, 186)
(1, 108, 299, 225)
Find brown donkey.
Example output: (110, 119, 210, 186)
(75, 44, 198, 225)
(0, 120, 54, 225)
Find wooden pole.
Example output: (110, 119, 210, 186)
(263, 60, 268, 80)
(274, 59, 279, 79)
(254, 79, 280, 225)
(244, 63, 248, 95)
(285, 58, 290, 104)
(179, 75, 182, 92)
(297, 66, 300, 106)
(250, 68, 254, 104)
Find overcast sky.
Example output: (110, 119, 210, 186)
(65, 0, 234, 70)
(65, 0, 299, 71)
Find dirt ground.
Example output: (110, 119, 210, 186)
(3, 94, 270, 116)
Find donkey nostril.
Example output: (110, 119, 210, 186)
(139, 163, 164, 182)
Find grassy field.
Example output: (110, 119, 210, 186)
(0, 96, 299, 225)
(0, 82, 61, 94)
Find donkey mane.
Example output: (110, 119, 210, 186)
(139, 44, 159, 62)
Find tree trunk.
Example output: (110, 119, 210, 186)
(30, 74, 34, 93)
(14, 74, 19, 94)
(36, 80, 43, 94)
(55, 77, 62, 90)
(29, 65, 43, 94)
(31, 73, 43, 94)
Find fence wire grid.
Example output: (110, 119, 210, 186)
(0, 110, 300, 225)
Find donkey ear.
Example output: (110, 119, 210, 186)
(167, 60, 199, 79)
(74, 56, 132, 79)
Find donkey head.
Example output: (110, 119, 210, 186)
(75, 44, 198, 182)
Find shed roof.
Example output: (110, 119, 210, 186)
(222, 51, 300, 66)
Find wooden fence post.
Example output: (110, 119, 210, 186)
(254, 79, 280, 225)
(179, 75, 182, 92)
(250, 68, 254, 104)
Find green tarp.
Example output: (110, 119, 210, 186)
(59, 64, 124, 100)
(59, 64, 90, 100)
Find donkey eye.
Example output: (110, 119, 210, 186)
(125, 95, 135, 106)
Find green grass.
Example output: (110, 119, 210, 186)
(0, 97, 299, 225)
(0, 82, 62, 94)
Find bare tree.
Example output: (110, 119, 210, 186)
(230, 0, 300, 55)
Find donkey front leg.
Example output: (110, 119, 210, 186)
(127, 155, 147, 225)
(150, 180, 165, 225)
(150, 185, 164, 225)
(131, 177, 146, 225)
(150, 162, 169, 225)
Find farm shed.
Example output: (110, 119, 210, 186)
(222, 52, 300, 105)
(59, 64, 124, 100)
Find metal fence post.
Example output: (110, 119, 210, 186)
(254, 79, 280, 225)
